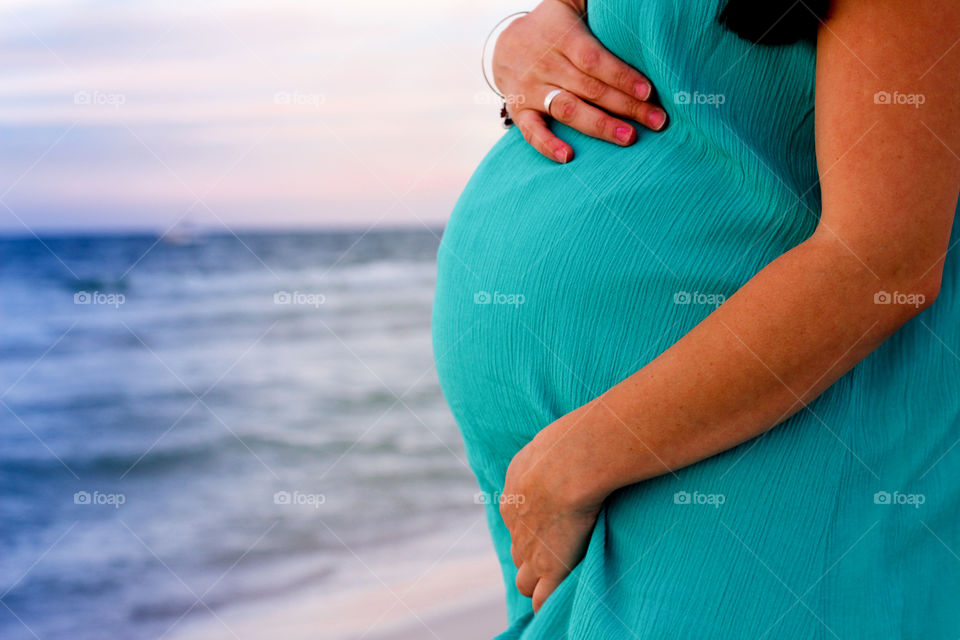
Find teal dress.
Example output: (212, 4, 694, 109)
(432, 0, 960, 637)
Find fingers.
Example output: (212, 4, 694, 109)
(565, 69, 668, 132)
(510, 541, 522, 568)
(563, 30, 652, 102)
(531, 576, 563, 613)
(544, 88, 638, 146)
(515, 562, 538, 597)
(512, 109, 574, 163)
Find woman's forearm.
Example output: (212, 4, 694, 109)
(566, 231, 940, 504)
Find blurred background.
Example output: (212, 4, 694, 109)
(0, 1, 519, 638)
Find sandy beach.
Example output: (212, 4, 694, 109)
(173, 552, 507, 640)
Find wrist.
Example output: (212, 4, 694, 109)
(538, 398, 627, 510)
(547, 0, 587, 16)
(554, 387, 672, 505)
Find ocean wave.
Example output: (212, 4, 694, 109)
(128, 564, 336, 622)
(0, 230, 485, 640)
(110, 259, 438, 298)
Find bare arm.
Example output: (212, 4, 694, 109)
(503, 0, 960, 612)
(557, 0, 586, 13)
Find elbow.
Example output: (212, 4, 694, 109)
(805, 230, 945, 319)
(873, 269, 941, 319)
(912, 272, 941, 312)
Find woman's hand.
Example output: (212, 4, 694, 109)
(500, 400, 611, 612)
(492, 0, 668, 163)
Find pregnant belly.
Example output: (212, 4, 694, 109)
(432, 121, 816, 455)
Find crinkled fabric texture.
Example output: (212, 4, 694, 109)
(432, 0, 960, 637)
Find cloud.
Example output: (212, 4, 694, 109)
(0, 0, 515, 232)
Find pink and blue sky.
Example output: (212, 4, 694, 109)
(0, 0, 517, 233)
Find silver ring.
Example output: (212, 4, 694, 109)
(543, 88, 565, 115)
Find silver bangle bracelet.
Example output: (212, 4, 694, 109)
(481, 10, 529, 127)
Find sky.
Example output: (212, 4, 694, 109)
(0, 0, 518, 233)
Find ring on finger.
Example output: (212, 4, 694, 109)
(543, 88, 565, 115)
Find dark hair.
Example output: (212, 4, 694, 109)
(718, 0, 830, 45)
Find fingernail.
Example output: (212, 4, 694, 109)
(554, 147, 569, 162)
(635, 81, 651, 100)
(647, 109, 667, 130)
(615, 126, 632, 143)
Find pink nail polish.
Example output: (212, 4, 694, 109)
(615, 126, 632, 143)
(554, 148, 569, 162)
(648, 110, 666, 130)
(635, 81, 651, 100)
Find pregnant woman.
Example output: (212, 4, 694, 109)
(433, 0, 960, 637)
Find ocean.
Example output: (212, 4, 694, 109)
(0, 229, 491, 639)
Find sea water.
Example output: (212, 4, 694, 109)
(0, 229, 489, 639)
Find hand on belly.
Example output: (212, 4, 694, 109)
(500, 398, 610, 612)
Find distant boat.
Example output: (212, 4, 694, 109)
(161, 219, 207, 246)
